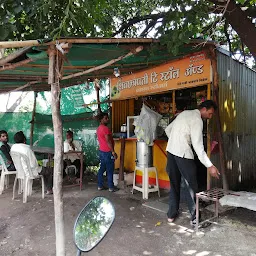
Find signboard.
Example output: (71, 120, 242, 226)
(110, 51, 212, 100)
(71, 86, 85, 108)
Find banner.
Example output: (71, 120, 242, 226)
(110, 51, 212, 100)
(71, 86, 85, 108)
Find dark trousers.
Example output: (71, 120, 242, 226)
(166, 152, 198, 220)
(40, 167, 53, 191)
(97, 151, 114, 189)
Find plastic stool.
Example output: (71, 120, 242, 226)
(132, 166, 160, 199)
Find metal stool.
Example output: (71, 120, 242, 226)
(196, 188, 237, 232)
(132, 166, 160, 199)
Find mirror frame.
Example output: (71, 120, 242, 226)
(73, 196, 115, 252)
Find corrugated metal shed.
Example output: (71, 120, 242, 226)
(211, 50, 256, 190)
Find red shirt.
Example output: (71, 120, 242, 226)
(96, 124, 114, 152)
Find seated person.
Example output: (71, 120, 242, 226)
(11, 131, 53, 194)
(63, 130, 82, 180)
(0, 130, 16, 171)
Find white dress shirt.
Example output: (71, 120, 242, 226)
(165, 109, 213, 168)
(63, 140, 82, 162)
(11, 143, 42, 177)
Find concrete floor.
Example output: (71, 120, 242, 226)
(0, 182, 256, 256)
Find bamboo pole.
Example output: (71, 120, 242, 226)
(83, 99, 112, 107)
(48, 45, 65, 256)
(172, 90, 176, 115)
(0, 58, 33, 71)
(24, 60, 165, 69)
(61, 46, 144, 81)
(5, 80, 41, 93)
(95, 85, 101, 114)
(209, 46, 228, 190)
(0, 48, 4, 58)
(207, 83, 211, 190)
(0, 75, 46, 81)
(30, 92, 37, 146)
(0, 38, 158, 49)
(0, 46, 31, 66)
(119, 138, 126, 183)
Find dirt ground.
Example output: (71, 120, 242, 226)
(0, 180, 256, 256)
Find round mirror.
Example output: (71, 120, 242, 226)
(73, 197, 115, 252)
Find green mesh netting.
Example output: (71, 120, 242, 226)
(0, 81, 110, 166)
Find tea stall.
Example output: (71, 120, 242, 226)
(111, 50, 214, 191)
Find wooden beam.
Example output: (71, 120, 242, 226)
(119, 138, 126, 182)
(172, 90, 176, 115)
(48, 44, 65, 256)
(24, 60, 165, 69)
(207, 83, 211, 190)
(83, 99, 112, 107)
(62, 46, 144, 81)
(1, 80, 41, 93)
(0, 38, 158, 49)
(0, 75, 47, 81)
(0, 46, 31, 66)
(30, 92, 37, 146)
(0, 58, 33, 72)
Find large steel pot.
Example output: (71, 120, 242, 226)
(135, 141, 153, 168)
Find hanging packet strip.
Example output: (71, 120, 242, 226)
(134, 104, 162, 145)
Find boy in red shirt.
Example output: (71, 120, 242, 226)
(96, 113, 119, 192)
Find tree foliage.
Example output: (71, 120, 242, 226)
(1, 0, 256, 64)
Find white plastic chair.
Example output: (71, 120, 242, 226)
(10, 151, 45, 203)
(0, 155, 17, 194)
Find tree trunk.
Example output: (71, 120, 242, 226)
(48, 45, 65, 256)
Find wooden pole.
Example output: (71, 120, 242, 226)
(119, 138, 126, 182)
(207, 83, 211, 190)
(48, 45, 65, 256)
(0, 58, 33, 71)
(61, 46, 143, 81)
(0, 38, 158, 49)
(0, 48, 4, 58)
(95, 85, 101, 114)
(30, 92, 37, 146)
(209, 46, 229, 190)
(0, 46, 31, 66)
(5, 80, 41, 93)
(172, 90, 176, 115)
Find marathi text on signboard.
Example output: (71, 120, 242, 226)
(110, 52, 212, 100)
(71, 87, 85, 108)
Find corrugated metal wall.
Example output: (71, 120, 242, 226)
(211, 51, 256, 190)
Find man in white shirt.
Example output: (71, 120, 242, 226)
(63, 130, 82, 179)
(165, 100, 220, 227)
(11, 131, 53, 194)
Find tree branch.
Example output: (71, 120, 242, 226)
(112, 12, 167, 37)
(208, 0, 256, 60)
(208, 1, 256, 18)
(224, 19, 232, 55)
(139, 19, 158, 37)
